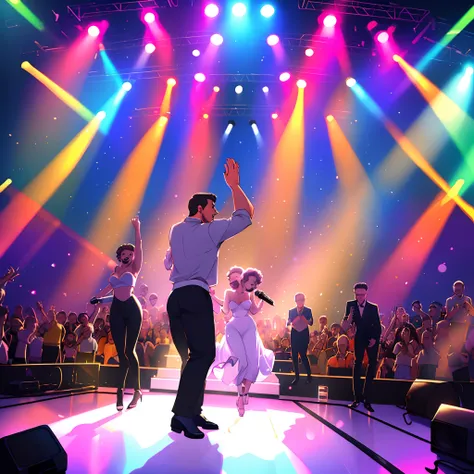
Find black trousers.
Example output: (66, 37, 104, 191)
(291, 327, 311, 377)
(42, 345, 60, 363)
(353, 336, 379, 402)
(167, 285, 215, 418)
(110, 295, 142, 390)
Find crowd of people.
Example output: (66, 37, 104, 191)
(0, 269, 173, 368)
(1, 260, 472, 386)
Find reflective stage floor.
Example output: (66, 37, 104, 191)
(0, 390, 459, 473)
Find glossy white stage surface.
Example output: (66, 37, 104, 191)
(0, 391, 457, 473)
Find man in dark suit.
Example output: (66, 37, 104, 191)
(287, 293, 313, 385)
(342, 282, 381, 412)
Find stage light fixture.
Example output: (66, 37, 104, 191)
(203, 113, 209, 119)
(167, 78, 177, 86)
(97, 111, 107, 120)
(260, 5, 275, 18)
(323, 14, 337, 28)
(213, 86, 220, 92)
(393, 54, 401, 63)
(232, 3, 247, 17)
(225, 120, 235, 135)
(279, 72, 290, 82)
(122, 82, 132, 91)
(271, 113, 278, 119)
(144, 12, 156, 23)
(296, 79, 307, 89)
(466, 66, 474, 76)
(210, 34, 224, 46)
(305, 48, 314, 57)
(376, 31, 389, 44)
(346, 77, 356, 88)
(235, 85, 243, 94)
(262, 86, 269, 93)
(195, 73, 206, 82)
(145, 43, 156, 54)
(326, 114, 334, 122)
(249, 120, 256, 125)
(267, 34, 279, 46)
(192, 49, 201, 57)
(87, 25, 100, 37)
(204, 4, 219, 18)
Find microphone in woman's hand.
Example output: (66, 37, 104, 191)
(255, 290, 274, 306)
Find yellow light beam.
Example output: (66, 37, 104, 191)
(0, 112, 105, 258)
(21, 61, 95, 122)
(0, 179, 12, 193)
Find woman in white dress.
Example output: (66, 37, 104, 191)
(213, 268, 275, 416)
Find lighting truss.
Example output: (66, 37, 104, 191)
(133, 104, 352, 118)
(298, 0, 430, 26)
(67, 1, 177, 22)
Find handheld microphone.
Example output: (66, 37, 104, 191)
(255, 290, 274, 306)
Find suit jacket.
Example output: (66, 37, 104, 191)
(288, 306, 313, 326)
(343, 300, 381, 342)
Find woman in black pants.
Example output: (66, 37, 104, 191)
(91, 217, 143, 411)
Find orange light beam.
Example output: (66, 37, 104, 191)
(0, 112, 106, 258)
(371, 191, 457, 309)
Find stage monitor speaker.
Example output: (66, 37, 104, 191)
(431, 404, 474, 465)
(405, 379, 460, 420)
(0, 425, 67, 473)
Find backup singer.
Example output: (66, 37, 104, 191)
(91, 217, 143, 411)
(287, 293, 313, 385)
(164, 158, 254, 439)
(342, 282, 381, 412)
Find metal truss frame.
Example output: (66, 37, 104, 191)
(298, 0, 430, 25)
(67, 1, 177, 22)
(132, 104, 352, 118)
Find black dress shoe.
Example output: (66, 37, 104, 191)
(171, 415, 204, 439)
(193, 415, 219, 430)
(305, 376, 312, 384)
(363, 401, 375, 412)
(348, 401, 360, 409)
(290, 378, 300, 386)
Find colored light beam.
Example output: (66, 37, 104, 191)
(395, 57, 474, 192)
(99, 49, 122, 88)
(21, 62, 94, 122)
(371, 191, 457, 310)
(144, 109, 220, 290)
(351, 83, 474, 221)
(276, 117, 375, 309)
(58, 114, 169, 301)
(417, 6, 474, 72)
(99, 87, 130, 135)
(0, 179, 12, 193)
(0, 112, 106, 258)
(244, 87, 306, 272)
(6, 0, 44, 31)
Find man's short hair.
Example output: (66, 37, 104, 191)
(149, 293, 158, 300)
(188, 193, 217, 216)
(353, 282, 368, 291)
(411, 300, 421, 307)
(430, 301, 443, 308)
(453, 280, 465, 287)
(294, 293, 305, 301)
(319, 315, 328, 322)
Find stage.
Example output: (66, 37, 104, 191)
(0, 389, 460, 474)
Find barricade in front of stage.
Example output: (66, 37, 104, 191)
(1, 362, 473, 410)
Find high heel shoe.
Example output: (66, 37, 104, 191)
(116, 388, 124, 411)
(236, 394, 245, 417)
(127, 390, 142, 410)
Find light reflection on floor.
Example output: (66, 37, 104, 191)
(0, 391, 444, 473)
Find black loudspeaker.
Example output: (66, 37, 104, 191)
(0, 425, 67, 473)
(431, 404, 474, 465)
(405, 379, 460, 419)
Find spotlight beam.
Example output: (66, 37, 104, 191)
(21, 62, 95, 122)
